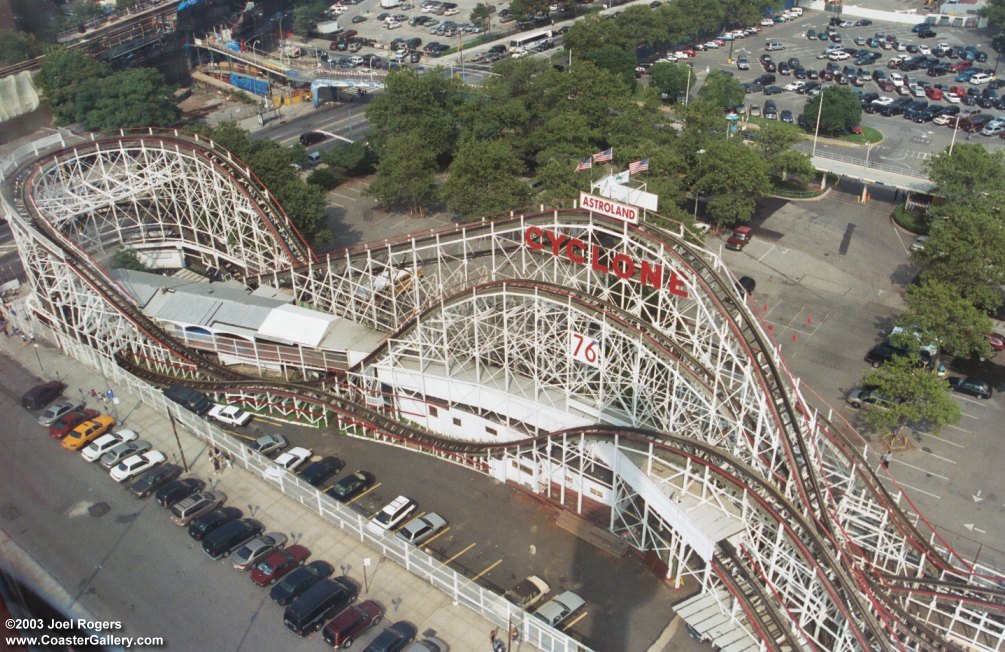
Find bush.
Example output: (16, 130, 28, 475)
(892, 205, 929, 235)
(306, 167, 344, 191)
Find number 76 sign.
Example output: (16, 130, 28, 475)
(569, 331, 601, 368)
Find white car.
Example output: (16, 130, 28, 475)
(784, 81, 805, 92)
(970, 73, 992, 85)
(366, 495, 418, 534)
(944, 92, 961, 104)
(918, 45, 931, 55)
(829, 51, 851, 61)
(760, 18, 774, 26)
(933, 112, 953, 124)
(272, 446, 312, 471)
(332, 4, 348, 13)
(871, 96, 895, 108)
(110, 450, 165, 483)
(208, 404, 253, 427)
(909, 84, 926, 97)
(81, 429, 138, 463)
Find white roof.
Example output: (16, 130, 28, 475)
(257, 304, 338, 348)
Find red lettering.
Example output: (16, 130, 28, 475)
(667, 271, 689, 299)
(639, 260, 663, 289)
(525, 226, 545, 251)
(612, 253, 635, 280)
(544, 228, 568, 257)
(566, 238, 586, 264)
(590, 244, 609, 273)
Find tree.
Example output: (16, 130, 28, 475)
(693, 138, 771, 227)
(802, 86, 862, 135)
(365, 70, 466, 159)
(292, 1, 326, 36)
(72, 67, 179, 130)
(650, 62, 694, 103)
(979, 0, 1005, 34)
(696, 70, 744, 109)
(61, 0, 106, 30)
(307, 167, 344, 191)
(561, 14, 613, 58)
(584, 45, 637, 87)
(366, 131, 438, 216)
(470, 3, 493, 30)
(322, 142, 377, 178)
(441, 138, 530, 220)
(37, 48, 110, 124)
(900, 280, 995, 360)
(924, 143, 1005, 205)
(0, 29, 44, 66)
(755, 121, 815, 182)
(914, 202, 1005, 313)
(856, 355, 961, 435)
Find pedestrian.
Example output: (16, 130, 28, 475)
(881, 451, 892, 469)
(90, 388, 98, 399)
(212, 454, 221, 474)
(510, 625, 520, 643)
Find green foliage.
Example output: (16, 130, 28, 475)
(584, 45, 637, 87)
(293, 1, 327, 36)
(441, 138, 530, 220)
(365, 131, 438, 216)
(365, 70, 467, 159)
(802, 86, 862, 135)
(900, 280, 995, 360)
(37, 49, 111, 124)
(755, 122, 815, 182)
(858, 355, 961, 434)
(0, 29, 44, 66)
(696, 70, 744, 109)
(979, 0, 1005, 34)
(470, 3, 493, 29)
(914, 201, 1005, 313)
(73, 68, 179, 130)
(694, 138, 771, 227)
(112, 247, 148, 271)
(307, 167, 344, 191)
(650, 62, 694, 103)
(321, 142, 377, 178)
(61, 0, 106, 30)
(924, 143, 1005, 205)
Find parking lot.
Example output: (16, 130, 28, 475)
(675, 10, 1005, 173)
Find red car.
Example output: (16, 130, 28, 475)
(49, 408, 99, 439)
(925, 86, 943, 100)
(250, 545, 311, 586)
(950, 61, 971, 72)
(725, 226, 753, 251)
(985, 333, 1005, 352)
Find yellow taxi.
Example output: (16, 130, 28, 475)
(61, 415, 116, 451)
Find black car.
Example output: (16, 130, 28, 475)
(778, 62, 791, 75)
(780, 109, 794, 123)
(755, 73, 776, 85)
(917, 29, 936, 39)
(764, 61, 776, 73)
(363, 621, 417, 652)
(203, 518, 264, 559)
(325, 471, 375, 502)
(156, 478, 205, 508)
(793, 67, 807, 79)
(22, 381, 66, 410)
(855, 19, 872, 26)
(299, 132, 327, 147)
(947, 376, 993, 399)
(859, 92, 880, 106)
(188, 507, 243, 541)
(763, 85, 783, 96)
(128, 463, 182, 498)
(270, 560, 335, 606)
(298, 456, 345, 487)
(865, 342, 931, 368)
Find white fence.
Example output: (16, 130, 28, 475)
(801, 0, 985, 28)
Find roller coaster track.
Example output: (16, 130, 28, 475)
(8, 132, 1005, 650)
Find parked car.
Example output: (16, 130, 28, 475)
(203, 518, 264, 559)
(22, 381, 66, 410)
(846, 388, 900, 409)
(110, 450, 165, 483)
(62, 415, 116, 451)
(367, 496, 418, 535)
(170, 491, 227, 526)
(323, 599, 385, 648)
(38, 400, 83, 426)
(533, 591, 586, 627)
(363, 621, 417, 652)
(725, 226, 753, 251)
(984, 332, 1005, 352)
(207, 405, 253, 427)
(187, 506, 243, 541)
(272, 446, 312, 472)
(395, 512, 448, 546)
(403, 637, 449, 652)
(128, 463, 182, 498)
(284, 576, 359, 637)
(269, 559, 333, 604)
(326, 470, 375, 502)
(49, 407, 99, 439)
(100, 438, 150, 469)
(155, 478, 205, 508)
(81, 429, 137, 463)
(251, 544, 312, 586)
(233, 532, 289, 571)
(504, 575, 551, 609)
(947, 376, 993, 399)
(865, 342, 931, 368)
(298, 456, 345, 486)
(249, 433, 288, 457)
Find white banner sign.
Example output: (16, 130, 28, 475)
(569, 331, 601, 367)
(579, 192, 639, 224)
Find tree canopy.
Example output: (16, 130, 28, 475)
(697, 70, 744, 109)
(441, 137, 530, 219)
(857, 355, 961, 435)
(802, 86, 862, 135)
(366, 131, 438, 216)
(899, 280, 995, 360)
(924, 143, 1005, 206)
(0, 29, 45, 66)
(650, 62, 694, 103)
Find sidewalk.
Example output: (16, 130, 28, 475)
(1, 333, 517, 652)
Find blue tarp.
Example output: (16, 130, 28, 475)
(224, 40, 241, 53)
(230, 73, 270, 96)
(177, 0, 207, 11)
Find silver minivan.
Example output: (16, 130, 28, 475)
(170, 491, 227, 526)
(765, 41, 784, 51)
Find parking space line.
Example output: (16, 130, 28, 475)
(346, 482, 381, 505)
(891, 480, 941, 500)
(893, 459, 949, 481)
(945, 424, 971, 434)
(961, 411, 979, 420)
(563, 611, 588, 631)
(756, 244, 776, 262)
(955, 394, 990, 407)
(914, 430, 965, 449)
(443, 542, 476, 565)
(919, 449, 957, 465)
(333, 192, 356, 201)
(471, 559, 502, 581)
(421, 526, 450, 548)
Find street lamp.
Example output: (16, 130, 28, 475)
(33, 343, 43, 373)
(250, 39, 261, 60)
(811, 87, 825, 157)
(864, 140, 873, 167)
(693, 149, 706, 219)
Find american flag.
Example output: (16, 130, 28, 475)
(575, 157, 593, 172)
(592, 148, 613, 163)
(629, 159, 649, 174)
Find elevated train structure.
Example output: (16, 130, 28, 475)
(2, 130, 1004, 651)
